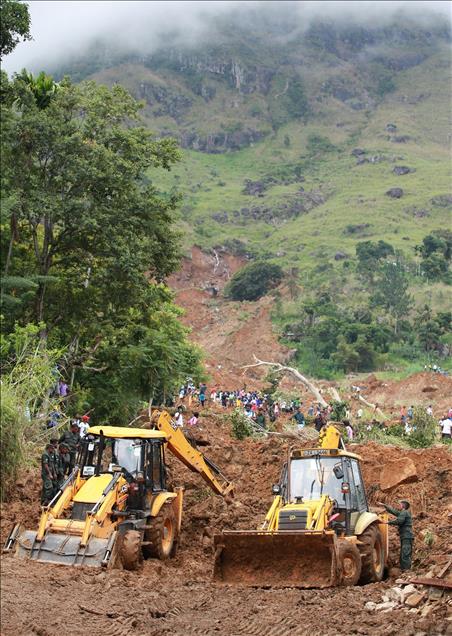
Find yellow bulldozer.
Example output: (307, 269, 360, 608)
(214, 424, 388, 587)
(4, 410, 233, 569)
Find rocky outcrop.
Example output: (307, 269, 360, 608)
(211, 190, 327, 224)
(386, 187, 404, 198)
(138, 82, 192, 122)
(379, 457, 418, 491)
(242, 179, 267, 196)
(390, 135, 412, 143)
(431, 194, 452, 208)
(180, 128, 268, 153)
(393, 166, 416, 175)
(146, 51, 275, 95)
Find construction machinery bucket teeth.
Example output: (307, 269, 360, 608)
(213, 531, 338, 588)
(14, 529, 117, 568)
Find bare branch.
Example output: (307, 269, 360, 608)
(241, 355, 328, 407)
(356, 394, 387, 420)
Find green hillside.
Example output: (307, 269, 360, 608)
(52, 7, 451, 375)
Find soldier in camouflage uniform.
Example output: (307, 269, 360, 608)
(59, 422, 80, 474)
(379, 499, 414, 571)
(41, 442, 57, 505)
(53, 442, 69, 495)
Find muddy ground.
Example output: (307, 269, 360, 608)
(2, 411, 451, 636)
(2, 249, 451, 634)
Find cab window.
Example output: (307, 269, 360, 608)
(350, 459, 367, 511)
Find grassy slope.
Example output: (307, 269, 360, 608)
(91, 36, 451, 375)
(151, 50, 450, 291)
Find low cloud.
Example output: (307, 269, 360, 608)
(3, 0, 451, 74)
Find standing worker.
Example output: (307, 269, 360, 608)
(59, 422, 81, 474)
(378, 499, 414, 571)
(41, 442, 57, 505)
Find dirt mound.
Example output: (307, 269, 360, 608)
(362, 372, 452, 416)
(2, 413, 451, 635)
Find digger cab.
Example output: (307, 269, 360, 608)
(275, 449, 370, 535)
(74, 426, 170, 517)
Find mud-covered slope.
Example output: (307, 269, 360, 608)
(168, 246, 291, 387)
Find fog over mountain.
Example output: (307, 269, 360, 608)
(3, 0, 451, 75)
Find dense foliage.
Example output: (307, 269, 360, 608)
(224, 261, 283, 301)
(0, 324, 63, 497)
(278, 238, 451, 378)
(1, 70, 204, 425)
(0, 0, 31, 59)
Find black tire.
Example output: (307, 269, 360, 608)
(143, 505, 177, 560)
(358, 523, 385, 584)
(338, 541, 362, 586)
(120, 529, 143, 571)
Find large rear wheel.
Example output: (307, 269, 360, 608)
(358, 523, 384, 584)
(143, 505, 176, 560)
(120, 530, 143, 571)
(338, 541, 362, 586)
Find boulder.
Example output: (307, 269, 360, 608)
(387, 587, 405, 603)
(351, 148, 366, 157)
(364, 601, 377, 611)
(375, 601, 397, 612)
(405, 592, 425, 608)
(393, 166, 415, 176)
(380, 457, 418, 491)
(386, 187, 404, 198)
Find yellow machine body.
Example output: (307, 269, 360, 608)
(214, 425, 388, 588)
(5, 414, 233, 568)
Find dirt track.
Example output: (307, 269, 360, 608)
(2, 412, 451, 636)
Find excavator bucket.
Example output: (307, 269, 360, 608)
(8, 525, 117, 568)
(213, 530, 338, 588)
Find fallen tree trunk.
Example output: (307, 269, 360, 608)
(241, 355, 328, 407)
(357, 394, 387, 420)
(328, 387, 341, 402)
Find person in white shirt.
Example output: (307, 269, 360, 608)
(440, 418, 451, 439)
(78, 415, 90, 438)
(174, 410, 184, 428)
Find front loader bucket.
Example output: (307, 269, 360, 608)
(13, 528, 117, 568)
(214, 531, 338, 588)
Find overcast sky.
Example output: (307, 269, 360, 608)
(3, 0, 451, 74)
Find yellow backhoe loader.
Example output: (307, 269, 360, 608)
(4, 410, 233, 569)
(214, 424, 388, 588)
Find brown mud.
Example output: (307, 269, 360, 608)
(2, 411, 451, 635)
(1, 248, 451, 634)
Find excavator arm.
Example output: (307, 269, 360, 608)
(318, 424, 345, 450)
(151, 410, 234, 497)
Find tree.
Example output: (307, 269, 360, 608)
(356, 240, 394, 284)
(1, 74, 181, 334)
(0, 0, 31, 59)
(1, 73, 203, 421)
(416, 230, 452, 282)
(371, 260, 413, 334)
(224, 261, 283, 301)
(285, 76, 308, 119)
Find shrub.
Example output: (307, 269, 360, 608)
(329, 400, 349, 422)
(408, 406, 439, 448)
(0, 324, 64, 499)
(230, 408, 253, 440)
(224, 261, 283, 302)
